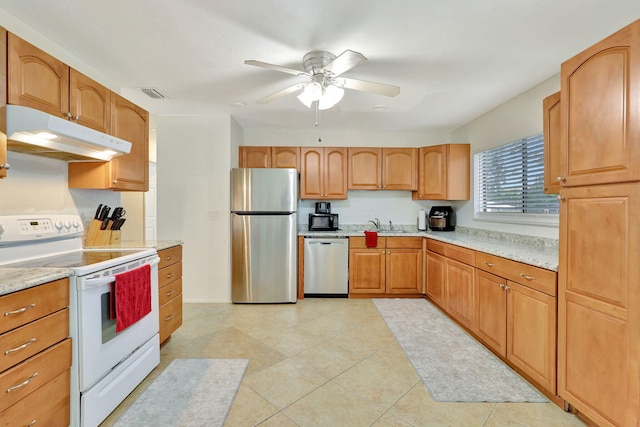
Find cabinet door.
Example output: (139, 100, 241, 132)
(543, 91, 562, 194)
(324, 147, 348, 199)
(109, 94, 149, 191)
(507, 280, 556, 394)
(69, 69, 111, 134)
(383, 148, 417, 190)
(7, 33, 69, 118)
(240, 146, 271, 168)
(446, 258, 475, 331)
(348, 147, 382, 190)
(300, 147, 323, 199)
(426, 251, 447, 308)
(417, 145, 446, 199)
(272, 147, 299, 169)
(348, 248, 385, 293)
(475, 269, 507, 356)
(558, 183, 640, 427)
(560, 20, 640, 187)
(386, 249, 422, 294)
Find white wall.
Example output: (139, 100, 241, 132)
(156, 114, 232, 303)
(450, 75, 561, 239)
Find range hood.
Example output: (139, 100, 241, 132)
(5, 105, 132, 161)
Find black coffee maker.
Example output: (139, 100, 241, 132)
(428, 206, 456, 231)
(315, 202, 331, 214)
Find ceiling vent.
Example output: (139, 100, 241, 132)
(140, 88, 167, 99)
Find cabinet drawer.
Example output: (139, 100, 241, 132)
(349, 236, 386, 249)
(0, 308, 69, 372)
(158, 262, 182, 288)
(160, 294, 182, 343)
(159, 278, 182, 307)
(386, 236, 422, 249)
(427, 239, 475, 265)
(158, 245, 182, 269)
(0, 279, 69, 334)
(476, 252, 556, 296)
(0, 338, 71, 412)
(0, 369, 70, 427)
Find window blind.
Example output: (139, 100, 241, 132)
(475, 134, 559, 215)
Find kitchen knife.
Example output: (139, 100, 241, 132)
(115, 218, 126, 230)
(100, 217, 110, 230)
(100, 206, 111, 221)
(94, 204, 103, 219)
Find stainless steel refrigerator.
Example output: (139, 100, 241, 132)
(231, 168, 298, 303)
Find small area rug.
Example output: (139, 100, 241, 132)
(373, 298, 547, 403)
(115, 358, 248, 427)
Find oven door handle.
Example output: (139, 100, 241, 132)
(81, 256, 161, 288)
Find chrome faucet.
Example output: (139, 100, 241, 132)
(388, 220, 393, 230)
(369, 218, 380, 230)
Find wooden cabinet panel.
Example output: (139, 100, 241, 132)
(543, 91, 562, 194)
(558, 183, 640, 426)
(426, 251, 447, 307)
(159, 278, 182, 307)
(560, 21, 640, 187)
(158, 245, 182, 269)
(239, 146, 271, 168)
(159, 294, 183, 344)
(475, 270, 507, 356)
(69, 68, 111, 133)
(272, 146, 299, 169)
(382, 148, 417, 190)
(446, 258, 475, 330)
(158, 245, 183, 344)
(507, 281, 556, 394)
(414, 144, 470, 200)
(158, 262, 182, 288)
(386, 249, 422, 294)
(348, 248, 386, 293)
(348, 147, 382, 189)
(475, 252, 556, 297)
(300, 147, 347, 199)
(7, 33, 69, 118)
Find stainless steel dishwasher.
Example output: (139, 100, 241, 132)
(304, 237, 349, 297)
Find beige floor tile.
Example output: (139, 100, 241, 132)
(257, 412, 300, 426)
(292, 340, 366, 379)
(368, 342, 420, 383)
(259, 325, 326, 356)
(371, 412, 415, 427)
(222, 311, 292, 339)
(485, 402, 587, 427)
(388, 383, 495, 426)
(283, 381, 386, 427)
(224, 383, 279, 427)
(296, 313, 352, 338)
(333, 358, 420, 408)
(331, 323, 396, 357)
(173, 312, 228, 340)
(243, 358, 328, 409)
(159, 332, 207, 358)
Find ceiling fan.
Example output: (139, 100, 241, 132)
(244, 50, 400, 110)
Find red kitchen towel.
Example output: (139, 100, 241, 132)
(364, 230, 378, 248)
(110, 264, 152, 333)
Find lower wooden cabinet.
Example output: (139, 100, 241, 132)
(349, 237, 422, 296)
(158, 245, 183, 344)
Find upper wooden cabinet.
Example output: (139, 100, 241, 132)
(238, 146, 300, 169)
(543, 92, 561, 194)
(348, 147, 417, 190)
(413, 144, 470, 200)
(68, 94, 149, 191)
(69, 69, 111, 134)
(300, 147, 347, 199)
(559, 20, 640, 187)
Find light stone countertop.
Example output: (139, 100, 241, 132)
(299, 225, 559, 271)
(0, 240, 183, 296)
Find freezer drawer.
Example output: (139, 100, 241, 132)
(231, 213, 297, 303)
(304, 237, 349, 296)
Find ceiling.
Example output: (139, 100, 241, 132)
(0, 1, 639, 133)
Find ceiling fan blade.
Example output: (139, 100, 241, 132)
(323, 50, 367, 76)
(244, 60, 307, 76)
(256, 83, 305, 104)
(335, 77, 400, 97)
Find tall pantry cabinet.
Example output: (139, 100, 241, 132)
(557, 19, 640, 427)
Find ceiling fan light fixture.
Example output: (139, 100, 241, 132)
(318, 85, 344, 110)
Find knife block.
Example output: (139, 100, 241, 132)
(85, 219, 111, 247)
(109, 230, 122, 245)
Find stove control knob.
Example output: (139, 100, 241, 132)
(72, 218, 81, 229)
(64, 220, 71, 229)
(54, 220, 64, 230)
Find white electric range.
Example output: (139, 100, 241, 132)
(0, 214, 160, 427)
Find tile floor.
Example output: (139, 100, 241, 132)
(101, 298, 587, 427)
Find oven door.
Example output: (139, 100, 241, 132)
(76, 256, 160, 391)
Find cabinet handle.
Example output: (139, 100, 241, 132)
(28, 420, 37, 427)
(557, 195, 566, 202)
(64, 111, 72, 118)
(505, 285, 510, 292)
(7, 372, 38, 393)
(520, 273, 535, 281)
(499, 283, 505, 290)
(4, 303, 36, 316)
(72, 114, 80, 120)
(165, 290, 175, 297)
(556, 176, 566, 183)
(0, 163, 10, 170)
(5, 338, 36, 355)
(165, 273, 174, 279)
(484, 262, 494, 267)
(165, 256, 173, 261)
(164, 314, 174, 322)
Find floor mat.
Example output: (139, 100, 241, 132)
(373, 298, 547, 403)
(115, 358, 248, 427)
